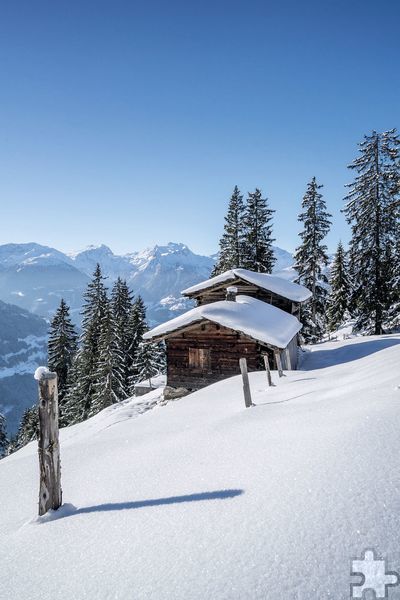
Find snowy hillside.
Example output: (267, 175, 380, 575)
(0, 301, 47, 434)
(0, 242, 295, 325)
(1, 335, 400, 599)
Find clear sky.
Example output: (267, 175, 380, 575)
(0, 0, 399, 256)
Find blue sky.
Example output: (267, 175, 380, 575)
(0, 0, 399, 256)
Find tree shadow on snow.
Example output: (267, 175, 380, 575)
(36, 490, 244, 523)
(305, 337, 400, 370)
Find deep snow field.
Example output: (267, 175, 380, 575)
(1, 335, 400, 599)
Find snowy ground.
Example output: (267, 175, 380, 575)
(1, 335, 400, 599)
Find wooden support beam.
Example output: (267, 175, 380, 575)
(274, 350, 284, 377)
(285, 347, 292, 370)
(263, 354, 272, 387)
(239, 358, 253, 408)
(36, 370, 62, 516)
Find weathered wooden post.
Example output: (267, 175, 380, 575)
(34, 367, 62, 516)
(285, 347, 292, 370)
(263, 354, 272, 387)
(239, 358, 253, 408)
(274, 350, 284, 378)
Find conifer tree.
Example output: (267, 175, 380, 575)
(9, 406, 38, 452)
(111, 278, 133, 394)
(90, 300, 125, 415)
(212, 186, 245, 276)
(383, 234, 400, 329)
(344, 129, 400, 334)
(48, 299, 78, 414)
(327, 242, 351, 332)
(132, 341, 166, 388)
(0, 413, 8, 458)
(127, 295, 148, 385)
(242, 188, 275, 273)
(294, 177, 332, 342)
(64, 264, 108, 422)
(61, 350, 85, 426)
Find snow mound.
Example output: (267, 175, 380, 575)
(1, 335, 400, 599)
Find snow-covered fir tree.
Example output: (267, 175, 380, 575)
(90, 300, 126, 415)
(127, 295, 148, 387)
(212, 186, 245, 276)
(63, 264, 108, 422)
(327, 241, 351, 332)
(0, 413, 8, 458)
(111, 278, 134, 395)
(383, 234, 400, 329)
(294, 177, 331, 342)
(47, 298, 78, 414)
(344, 129, 400, 334)
(242, 188, 275, 273)
(9, 406, 38, 452)
(132, 341, 166, 388)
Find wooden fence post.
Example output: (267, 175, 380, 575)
(274, 350, 284, 377)
(285, 347, 292, 370)
(263, 354, 272, 387)
(35, 368, 62, 516)
(239, 358, 253, 408)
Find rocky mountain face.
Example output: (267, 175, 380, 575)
(0, 300, 47, 435)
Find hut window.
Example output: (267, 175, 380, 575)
(189, 348, 211, 370)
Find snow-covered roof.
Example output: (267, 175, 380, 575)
(143, 295, 302, 349)
(181, 268, 312, 303)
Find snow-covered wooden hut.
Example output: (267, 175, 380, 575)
(144, 271, 311, 391)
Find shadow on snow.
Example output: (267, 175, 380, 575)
(36, 489, 244, 523)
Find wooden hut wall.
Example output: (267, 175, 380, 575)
(166, 322, 262, 390)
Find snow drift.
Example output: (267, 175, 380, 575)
(1, 335, 400, 599)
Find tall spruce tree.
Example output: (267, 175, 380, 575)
(90, 299, 126, 415)
(127, 295, 148, 386)
(327, 242, 351, 332)
(242, 188, 275, 273)
(47, 299, 78, 414)
(111, 278, 134, 395)
(0, 413, 8, 458)
(344, 129, 400, 334)
(294, 177, 332, 342)
(212, 186, 245, 276)
(64, 264, 108, 422)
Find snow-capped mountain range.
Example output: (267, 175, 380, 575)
(0, 242, 295, 325)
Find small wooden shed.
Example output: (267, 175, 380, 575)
(144, 294, 303, 391)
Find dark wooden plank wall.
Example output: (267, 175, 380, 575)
(166, 322, 264, 390)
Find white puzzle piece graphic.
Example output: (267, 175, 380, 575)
(351, 549, 399, 599)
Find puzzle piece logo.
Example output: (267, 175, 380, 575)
(351, 549, 400, 599)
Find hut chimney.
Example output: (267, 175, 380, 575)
(226, 286, 238, 301)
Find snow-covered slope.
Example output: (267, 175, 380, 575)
(1, 335, 400, 599)
(0, 300, 47, 434)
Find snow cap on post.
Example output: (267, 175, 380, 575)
(34, 366, 57, 381)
